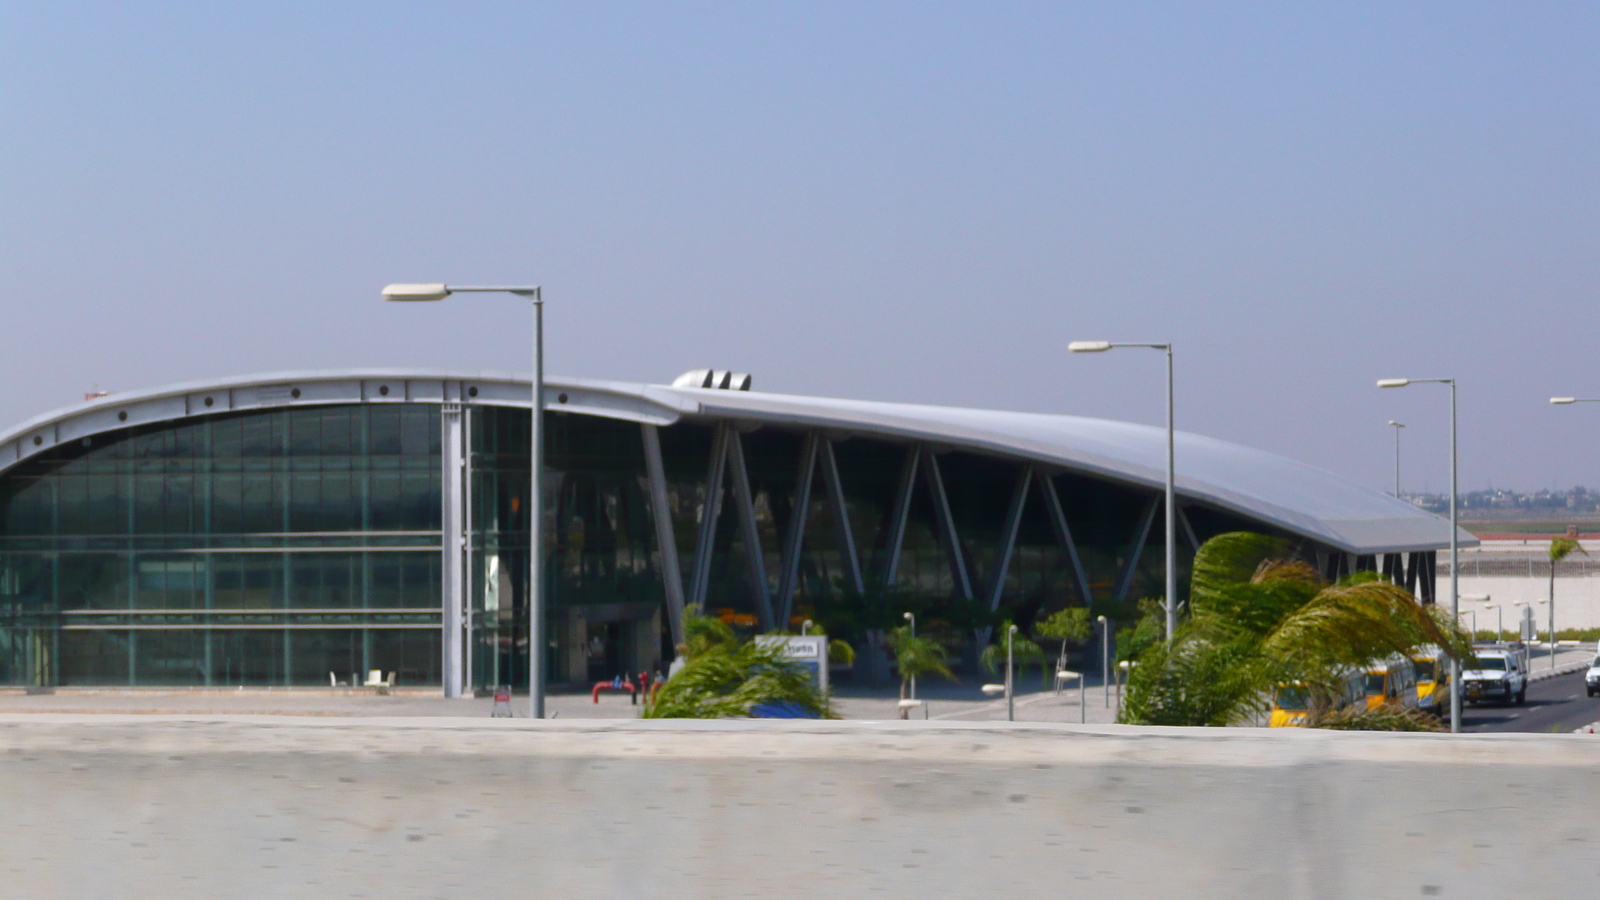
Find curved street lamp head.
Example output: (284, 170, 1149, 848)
(1377, 378, 1410, 389)
(1388, 420, 1405, 428)
(382, 283, 451, 302)
(1551, 397, 1577, 405)
(1068, 341, 1112, 353)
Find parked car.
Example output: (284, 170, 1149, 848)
(1462, 644, 1528, 706)
(1585, 655, 1600, 698)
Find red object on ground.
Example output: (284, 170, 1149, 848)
(591, 680, 639, 703)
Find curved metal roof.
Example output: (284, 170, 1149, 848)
(0, 368, 1470, 554)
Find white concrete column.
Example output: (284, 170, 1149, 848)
(440, 399, 465, 698)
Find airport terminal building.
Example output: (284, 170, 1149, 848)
(0, 369, 1469, 692)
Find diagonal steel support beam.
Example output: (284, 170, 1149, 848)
(985, 463, 1032, 612)
(818, 437, 865, 595)
(1177, 504, 1201, 553)
(878, 443, 920, 586)
(922, 448, 973, 600)
(688, 423, 730, 612)
(724, 429, 775, 632)
(775, 431, 820, 628)
(641, 424, 686, 646)
(1037, 472, 1094, 608)
(1113, 495, 1161, 603)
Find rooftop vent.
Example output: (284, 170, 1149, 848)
(672, 369, 752, 391)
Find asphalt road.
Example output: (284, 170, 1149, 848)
(1459, 669, 1598, 734)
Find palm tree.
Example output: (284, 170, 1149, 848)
(885, 625, 955, 714)
(980, 620, 1049, 688)
(1548, 536, 1587, 650)
(1120, 532, 1473, 727)
(644, 609, 834, 718)
(644, 633, 833, 719)
(679, 608, 738, 660)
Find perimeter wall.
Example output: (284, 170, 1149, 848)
(1, 717, 1596, 899)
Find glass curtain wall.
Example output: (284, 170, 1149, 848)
(0, 400, 1245, 690)
(0, 405, 442, 687)
(469, 408, 668, 691)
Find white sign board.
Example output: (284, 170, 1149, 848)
(754, 635, 830, 694)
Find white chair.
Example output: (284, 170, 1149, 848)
(363, 669, 393, 695)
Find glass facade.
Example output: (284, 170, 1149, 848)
(0, 397, 1266, 689)
(0, 405, 443, 687)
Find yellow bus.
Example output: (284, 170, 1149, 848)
(1269, 670, 1365, 727)
(1363, 657, 1419, 712)
(1409, 649, 1449, 718)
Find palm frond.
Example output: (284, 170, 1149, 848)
(979, 621, 1047, 675)
(1190, 532, 1295, 606)
(1550, 536, 1587, 564)
(644, 639, 832, 718)
(886, 626, 955, 683)
(1308, 704, 1443, 732)
(1118, 630, 1268, 726)
(1122, 531, 1463, 729)
(1260, 579, 1465, 676)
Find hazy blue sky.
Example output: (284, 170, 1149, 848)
(2, 3, 1595, 494)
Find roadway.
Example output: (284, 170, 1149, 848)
(1459, 669, 1598, 734)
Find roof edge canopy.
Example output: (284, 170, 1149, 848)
(0, 368, 1471, 555)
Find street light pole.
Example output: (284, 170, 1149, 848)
(1097, 614, 1109, 708)
(1387, 420, 1405, 497)
(903, 611, 916, 700)
(1548, 397, 1600, 668)
(1465, 595, 1496, 641)
(1070, 341, 1177, 646)
(1377, 377, 1459, 733)
(1006, 623, 1017, 722)
(384, 283, 545, 718)
(1549, 594, 1557, 670)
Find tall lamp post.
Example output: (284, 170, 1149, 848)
(1550, 397, 1598, 668)
(1387, 420, 1405, 497)
(1377, 377, 1459, 733)
(384, 283, 546, 718)
(1070, 341, 1176, 645)
(903, 611, 916, 701)
(1463, 594, 1494, 640)
(1097, 614, 1110, 708)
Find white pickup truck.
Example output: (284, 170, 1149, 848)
(1461, 645, 1529, 706)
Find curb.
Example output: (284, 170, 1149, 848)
(1529, 659, 1589, 684)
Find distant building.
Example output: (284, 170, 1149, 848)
(0, 370, 1470, 692)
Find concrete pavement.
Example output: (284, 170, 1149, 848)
(3, 715, 1599, 899)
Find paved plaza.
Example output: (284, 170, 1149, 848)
(3, 645, 1588, 725)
